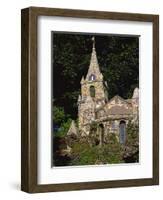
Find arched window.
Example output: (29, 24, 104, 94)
(119, 120, 126, 144)
(90, 85, 95, 97)
(89, 74, 96, 81)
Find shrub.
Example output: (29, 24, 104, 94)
(69, 134, 123, 165)
(53, 119, 139, 166)
(54, 118, 72, 138)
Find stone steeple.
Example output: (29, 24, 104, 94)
(78, 36, 107, 132)
(79, 36, 106, 101)
(86, 37, 103, 81)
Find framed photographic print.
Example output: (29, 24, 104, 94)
(21, 7, 159, 193)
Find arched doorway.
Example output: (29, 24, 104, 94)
(99, 124, 104, 147)
(119, 120, 126, 144)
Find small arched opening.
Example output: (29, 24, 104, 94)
(89, 74, 96, 81)
(90, 85, 95, 98)
(119, 120, 126, 144)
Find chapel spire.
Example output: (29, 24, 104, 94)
(86, 36, 102, 81)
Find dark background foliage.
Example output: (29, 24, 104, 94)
(52, 33, 139, 121)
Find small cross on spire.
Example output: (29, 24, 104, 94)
(92, 36, 95, 49)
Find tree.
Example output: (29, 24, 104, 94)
(53, 106, 65, 126)
(53, 106, 72, 137)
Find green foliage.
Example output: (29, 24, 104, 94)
(98, 144, 123, 164)
(53, 119, 139, 166)
(53, 124, 139, 166)
(70, 142, 98, 165)
(68, 134, 123, 165)
(55, 118, 72, 138)
(126, 120, 139, 136)
(106, 132, 118, 144)
(53, 106, 65, 125)
(53, 106, 72, 138)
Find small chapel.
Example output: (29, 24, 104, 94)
(68, 37, 139, 145)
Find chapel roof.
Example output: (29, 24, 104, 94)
(107, 105, 133, 115)
(108, 95, 132, 105)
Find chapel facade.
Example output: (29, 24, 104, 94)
(77, 37, 139, 144)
